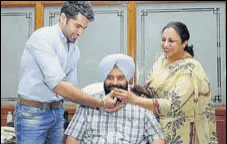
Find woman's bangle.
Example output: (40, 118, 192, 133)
(152, 99, 157, 114)
(154, 98, 160, 116)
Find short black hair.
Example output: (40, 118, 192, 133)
(60, 1, 94, 22)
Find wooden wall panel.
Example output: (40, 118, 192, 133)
(127, 1, 137, 84)
(215, 107, 226, 144)
(35, 1, 43, 30)
(1, 106, 15, 126)
(1, 1, 36, 7)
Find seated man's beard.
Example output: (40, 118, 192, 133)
(104, 82, 128, 95)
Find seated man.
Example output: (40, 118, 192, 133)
(64, 53, 165, 144)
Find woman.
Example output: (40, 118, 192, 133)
(114, 21, 218, 144)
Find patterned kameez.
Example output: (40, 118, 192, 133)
(148, 54, 218, 144)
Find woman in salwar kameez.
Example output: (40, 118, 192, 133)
(113, 21, 218, 144)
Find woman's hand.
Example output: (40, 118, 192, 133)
(112, 88, 136, 103)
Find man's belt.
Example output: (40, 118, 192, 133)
(18, 96, 63, 110)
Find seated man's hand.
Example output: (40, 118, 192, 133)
(102, 91, 117, 108)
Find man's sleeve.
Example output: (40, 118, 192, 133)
(27, 32, 65, 90)
(64, 105, 88, 140)
(144, 110, 164, 142)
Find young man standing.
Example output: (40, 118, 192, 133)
(14, 2, 116, 144)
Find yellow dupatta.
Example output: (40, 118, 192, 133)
(147, 54, 218, 144)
